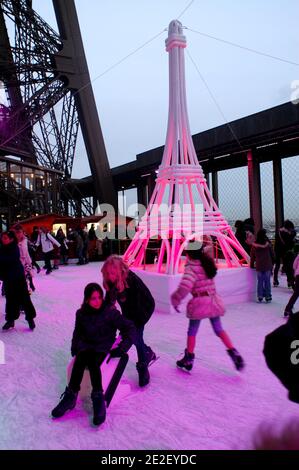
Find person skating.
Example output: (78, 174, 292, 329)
(14, 226, 35, 293)
(171, 241, 245, 372)
(284, 254, 299, 317)
(51, 283, 136, 426)
(102, 255, 156, 387)
(250, 229, 275, 303)
(29, 226, 41, 273)
(56, 227, 69, 265)
(35, 227, 60, 274)
(273, 220, 296, 288)
(0, 231, 36, 330)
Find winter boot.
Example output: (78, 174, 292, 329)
(2, 320, 15, 331)
(145, 346, 157, 367)
(91, 390, 106, 426)
(136, 361, 150, 387)
(288, 387, 299, 404)
(284, 308, 293, 317)
(227, 348, 245, 371)
(176, 349, 195, 371)
(27, 318, 36, 330)
(51, 386, 78, 418)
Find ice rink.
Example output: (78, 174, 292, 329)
(0, 262, 298, 450)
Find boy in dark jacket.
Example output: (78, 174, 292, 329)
(51, 283, 136, 426)
(250, 229, 275, 303)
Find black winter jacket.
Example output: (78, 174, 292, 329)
(0, 242, 25, 282)
(71, 303, 136, 357)
(274, 227, 296, 257)
(264, 312, 299, 392)
(105, 270, 155, 327)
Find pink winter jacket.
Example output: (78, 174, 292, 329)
(171, 259, 225, 320)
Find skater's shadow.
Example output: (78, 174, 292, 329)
(52, 349, 72, 392)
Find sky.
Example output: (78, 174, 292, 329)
(7, 1, 299, 220)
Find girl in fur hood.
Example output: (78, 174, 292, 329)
(250, 229, 275, 303)
(171, 241, 244, 372)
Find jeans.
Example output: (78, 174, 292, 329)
(69, 350, 106, 393)
(257, 270, 272, 299)
(187, 317, 224, 337)
(285, 275, 299, 312)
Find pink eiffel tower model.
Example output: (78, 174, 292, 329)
(124, 20, 249, 275)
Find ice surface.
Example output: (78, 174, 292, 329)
(0, 262, 298, 450)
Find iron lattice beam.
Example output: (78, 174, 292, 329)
(0, 0, 117, 217)
(0, 0, 79, 180)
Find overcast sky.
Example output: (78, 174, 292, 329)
(26, 1, 299, 220)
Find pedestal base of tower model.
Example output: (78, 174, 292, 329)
(132, 264, 256, 314)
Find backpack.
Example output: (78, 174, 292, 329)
(245, 231, 255, 246)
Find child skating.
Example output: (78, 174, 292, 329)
(171, 241, 245, 372)
(51, 283, 136, 426)
(250, 229, 275, 303)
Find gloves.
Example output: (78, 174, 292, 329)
(109, 346, 126, 358)
(171, 293, 180, 309)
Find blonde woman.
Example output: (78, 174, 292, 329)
(101, 255, 156, 387)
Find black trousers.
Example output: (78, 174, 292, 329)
(286, 276, 299, 312)
(30, 249, 40, 271)
(69, 350, 106, 393)
(5, 277, 36, 321)
(44, 251, 53, 271)
(274, 252, 295, 285)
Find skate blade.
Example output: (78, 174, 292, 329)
(148, 356, 160, 367)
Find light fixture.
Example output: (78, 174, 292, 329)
(256, 142, 278, 149)
(283, 137, 299, 142)
(214, 154, 230, 160)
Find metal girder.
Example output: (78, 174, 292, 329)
(0, 0, 78, 179)
(52, 0, 118, 211)
(0, 0, 117, 220)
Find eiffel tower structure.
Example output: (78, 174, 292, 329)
(0, 0, 117, 224)
(124, 20, 249, 275)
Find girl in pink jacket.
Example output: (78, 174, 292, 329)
(171, 242, 244, 372)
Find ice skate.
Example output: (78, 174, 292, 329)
(51, 386, 78, 418)
(91, 390, 106, 426)
(227, 348, 245, 371)
(176, 349, 195, 371)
